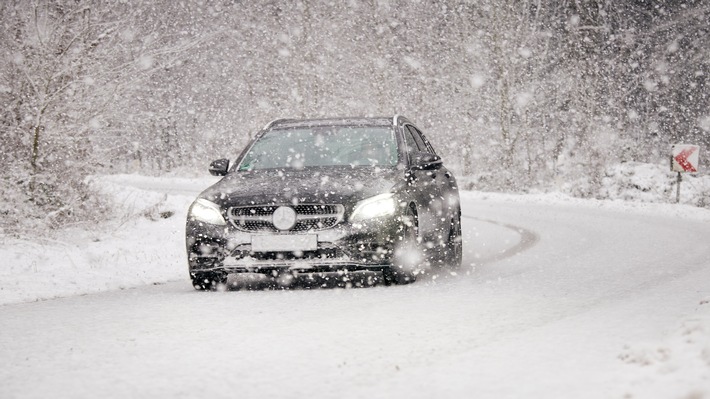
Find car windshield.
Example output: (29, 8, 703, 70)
(237, 126, 398, 171)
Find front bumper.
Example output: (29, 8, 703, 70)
(186, 216, 403, 275)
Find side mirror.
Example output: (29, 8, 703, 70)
(412, 152, 442, 170)
(209, 159, 230, 176)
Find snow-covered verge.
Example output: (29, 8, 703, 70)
(460, 161, 710, 209)
(460, 188, 710, 223)
(586, 162, 709, 208)
(0, 174, 216, 305)
(619, 298, 710, 398)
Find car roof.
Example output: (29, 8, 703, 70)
(264, 116, 411, 130)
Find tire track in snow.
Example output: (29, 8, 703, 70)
(461, 215, 539, 265)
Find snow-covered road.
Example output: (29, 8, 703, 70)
(1, 179, 709, 398)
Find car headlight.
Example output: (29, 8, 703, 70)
(350, 193, 397, 222)
(188, 198, 227, 225)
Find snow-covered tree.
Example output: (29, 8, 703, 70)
(2, 0, 708, 234)
(0, 1, 205, 233)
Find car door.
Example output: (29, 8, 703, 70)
(401, 124, 445, 246)
(412, 126, 458, 227)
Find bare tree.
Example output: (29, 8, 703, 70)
(0, 0, 206, 232)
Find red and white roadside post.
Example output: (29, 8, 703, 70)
(670, 144, 701, 203)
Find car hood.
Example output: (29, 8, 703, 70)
(200, 166, 402, 208)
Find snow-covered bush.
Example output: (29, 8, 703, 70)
(564, 162, 710, 208)
(0, 171, 109, 237)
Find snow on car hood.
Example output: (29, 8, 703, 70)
(199, 166, 402, 208)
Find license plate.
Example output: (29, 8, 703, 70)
(251, 234, 318, 252)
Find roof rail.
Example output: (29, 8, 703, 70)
(392, 115, 400, 126)
(262, 118, 290, 130)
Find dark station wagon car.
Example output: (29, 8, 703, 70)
(186, 116, 461, 289)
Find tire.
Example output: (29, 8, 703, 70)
(191, 272, 227, 291)
(383, 206, 420, 285)
(446, 209, 463, 269)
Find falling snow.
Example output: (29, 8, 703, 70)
(1, 1, 709, 397)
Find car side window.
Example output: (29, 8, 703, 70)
(407, 126, 437, 155)
(402, 126, 422, 155)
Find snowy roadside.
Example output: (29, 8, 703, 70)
(619, 297, 710, 398)
(0, 174, 217, 305)
(461, 189, 710, 223)
(460, 161, 710, 210)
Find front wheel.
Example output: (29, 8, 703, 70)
(446, 210, 463, 269)
(191, 272, 227, 291)
(383, 206, 420, 285)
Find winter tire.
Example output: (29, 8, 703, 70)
(191, 272, 227, 291)
(446, 208, 463, 269)
(383, 206, 419, 285)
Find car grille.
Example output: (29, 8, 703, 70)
(227, 204, 345, 232)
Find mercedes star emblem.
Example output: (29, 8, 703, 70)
(272, 206, 297, 230)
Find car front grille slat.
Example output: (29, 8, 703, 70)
(228, 204, 344, 232)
